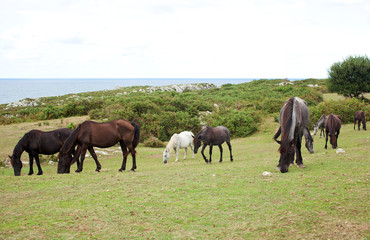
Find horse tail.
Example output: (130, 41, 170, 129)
(328, 116, 336, 145)
(60, 124, 81, 154)
(131, 122, 140, 149)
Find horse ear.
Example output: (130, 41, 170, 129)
(8, 155, 12, 159)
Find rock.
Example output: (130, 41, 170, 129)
(262, 171, 272, 177)
(336, 148, 345, 154)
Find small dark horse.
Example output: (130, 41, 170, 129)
(58, 120, 140, 173)
(9, 128, 74, 176)
(325, 115, 341, 149)
(354, 111, 366, 131)
(273, 97, 310, 173)
(313, 115, 327, 138)
(193, 126, 233, 164)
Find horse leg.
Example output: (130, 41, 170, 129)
(175, 146, 180, 162)
(119, 141, 129, 172)
(335, 129, 340, 148)
(28, 152, 34, 175)
(76, 146, 88, 172)
(88, 147, 101, 172)
(201, 144, 208, 163)
(358, 120, 361, 131)
(33, 152, 43, 175)
(183, 147, 187, 160)
(129, 144, 137, 171)
(208, 144, 213, 163)
(190, 143, 195, 159)
(354, 119, 356, 130)
(226, 140, 233, 162)
(295, 137, 304, 168)
(324, 130, 329, 149)
(218, 144, 223, 163)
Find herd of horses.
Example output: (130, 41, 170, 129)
(8, 97, 367, 176)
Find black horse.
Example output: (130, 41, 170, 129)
(58, 120, 140, 174)
(354, 111, 366, 131)
(9, 128, 74, 176)
(273, 97, 310, 173)
(193, 126, 233, 164)
(325, 115, 341, 149)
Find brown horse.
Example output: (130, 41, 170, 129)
(325, 115, 341, 149)
(354, 111, 366, 131)
(57, 120, 140, 174)
(193, 126, 233, 164)
(273, 97, 310, 173)
(9, 128, 74, 176)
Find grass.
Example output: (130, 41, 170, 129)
(0, 116, 369, 239)
(323, 93, 370, 101)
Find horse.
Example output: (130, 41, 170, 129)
(354, 111, 366, 131)
(57, 120, 140, 174)
(193, 126, 233, 164)
(273, 97, 310, 173)
(313, 115, 327, 138)
(163, 131, 195, 164)
(325, 115, 341, 149)
(9, 128, 74, 176)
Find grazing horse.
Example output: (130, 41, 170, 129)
(354, 111, 366, 131)
(313, 115, 327, 138)
(9, 128, 74, 176)
(163, 131, 195, 164)
(193, 126, 233, 164)
(325, 115, 341, 149)
(273, 97, 310, 173)
(57, 120, 140, 173)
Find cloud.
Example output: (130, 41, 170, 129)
(0, 0, 369, 78)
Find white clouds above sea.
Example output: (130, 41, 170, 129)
(0, 0, 369, 78)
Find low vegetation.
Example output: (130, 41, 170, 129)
(4, 78, 366, 142)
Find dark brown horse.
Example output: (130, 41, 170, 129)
(57, 120, 140, 173)
(273, 97, 310, 173)
(325, 115, 341, 149)
(9, 128, 74, 176)
(354, 111, 366, 131)
(193, 126, 233, 163)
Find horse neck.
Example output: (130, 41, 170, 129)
(60, 126, 80, 154)
(166, 134, 177, 150)
(13, 138, 26, 158)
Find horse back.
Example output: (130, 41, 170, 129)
(78, 120, 135, 147)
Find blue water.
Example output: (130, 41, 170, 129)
(0, 78, 260, 104)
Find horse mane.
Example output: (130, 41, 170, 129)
(60, 125, 81, 154)
(166, 133, 179, 151)
(279, 97, 296, 153)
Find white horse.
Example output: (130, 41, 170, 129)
(163, 131, 195, 164)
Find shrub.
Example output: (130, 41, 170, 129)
(143, 136, 166, 148)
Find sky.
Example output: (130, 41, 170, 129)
(0, 0, 369, 79)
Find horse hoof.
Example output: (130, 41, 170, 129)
(118, 169, 123, 172)
(37, 172, 43, 175)
(75, 170, 81, 173)
(95, 169, 100, 172)
(130, 169, 135, 172)
(28, 172, 33, 176)
(297, 164, 305, 168)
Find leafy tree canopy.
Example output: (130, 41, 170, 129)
(328, 55, 370, 98)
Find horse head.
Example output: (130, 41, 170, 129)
(193, 135, 202, 153)
(57, 152, 72, 173)
(313, 124, 318, 135)
(278, 140, 296, 173)
(9, 154, 22, 176)
(163, 148, 170, 164)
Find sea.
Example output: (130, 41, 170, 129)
(0, 78, 298, 105)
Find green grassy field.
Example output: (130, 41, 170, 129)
(0, 116, 369, 239)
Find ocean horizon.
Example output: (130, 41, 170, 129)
(0, 78, 301, 104)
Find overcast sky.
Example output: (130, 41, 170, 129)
(0, 0, 369, 79)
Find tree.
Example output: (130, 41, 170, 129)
(328, 55, 370, 98)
